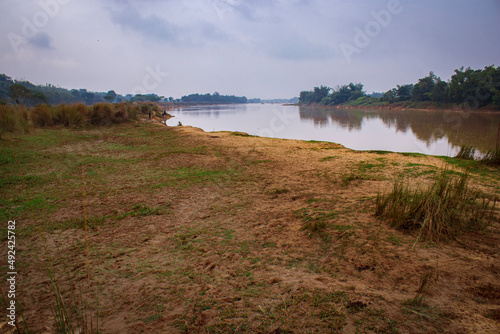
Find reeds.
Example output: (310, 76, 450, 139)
(455, 145, 500, 165)
(375, 171, 497, 242)
(455, 146, 476, 160)
(481, 149, 500, 165)
(1, 102, 144, 134)
(0, 105, 29, 136)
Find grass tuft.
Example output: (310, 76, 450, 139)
(0, 105, 29, 135)
(375, 171, 497, 242)
(482, 149, 500, 165)
(455, 146, 477, 160)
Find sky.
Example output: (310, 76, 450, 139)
(0, 0, 499, 100)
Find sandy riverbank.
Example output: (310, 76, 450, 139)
(1, 120, 499, 333)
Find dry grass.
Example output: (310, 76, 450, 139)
(0, 104, 29, 136)
(1, 102, 157, 134)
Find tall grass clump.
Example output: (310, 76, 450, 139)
(455, 146, 476, 160)
(89, 103, 135, 125)
(375, 171, 497, 242)
(482, 149, 500, 165)
(53, 103, 88, 127)
(139, 102, 161, 117)
(3, 102, 149, 134)
(0, 104, 29, 136)
(89, 103, 113, 126)
(31, 104, 54, 127)
(127, 103, 140, 120)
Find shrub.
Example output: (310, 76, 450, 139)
(90, 103, 113, 126)
(0, 105, 29, 135)
(112, 103, 128, 123)
(31, 104, 53, 127)
(52, 104, 86, 127)
(127, 104, 139, 120)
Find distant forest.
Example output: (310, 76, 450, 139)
(0, 74, 258, 106)
(299, 66, 500, 109)
(180, 92, 250, 104)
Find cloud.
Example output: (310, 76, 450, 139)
(107, 3, 227, 46)
(264, 33, 333, 60)
(28, 32, 55, 50)
(0, 0, 499, 99)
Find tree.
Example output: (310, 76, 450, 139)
(412, 72, 437, 101)
(430, 79, 448, 102)
(299, 90, 315, 104)
(104, 90, 117, 103)
(82, 91, 95, 105)
(8, 83, 33, 105)
(382, 88, 397, 103)
(396, 84, 413, 101)
(32, 91, 48, 105)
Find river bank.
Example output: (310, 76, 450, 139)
(1, 118, 499, 333)
(295, 102, 500, 114)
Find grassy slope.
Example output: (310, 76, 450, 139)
(1, 120, 499, 333)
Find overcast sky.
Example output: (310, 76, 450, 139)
(1, 0, 499, 99)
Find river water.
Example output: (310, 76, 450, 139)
(166, 104, 500, 157)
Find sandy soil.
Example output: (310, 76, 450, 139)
(1, 120, 499, 333)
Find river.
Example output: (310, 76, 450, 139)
(166, 104, 500, 157)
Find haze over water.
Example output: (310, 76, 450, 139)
(167, 104, 500, 157)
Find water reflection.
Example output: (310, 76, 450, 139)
(298, 107, 500, 154)
(175, 105, 243, 118)
(168, 104, 500, 156)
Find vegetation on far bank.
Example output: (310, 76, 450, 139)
(0, 73, 263, 106)
(299, 65, 500, 110)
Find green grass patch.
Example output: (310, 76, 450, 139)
(358, 161, 387, 173)
(231, 132, 255, 137)
(321, 156, 339, 161)
(270, 188, 290, 195)
(340, 173, 363, 187)
(401, 152, 425, 158)
(366, 150, 392, 155)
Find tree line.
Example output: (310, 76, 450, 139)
(299, 66, 500, 109)
(180, 92, 248, 104)
(0, 74, 174, 106)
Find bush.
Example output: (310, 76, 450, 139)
(2, 102, 149, 133)
(375, 172, 496, 242)
(31, 104, 53, 127)
(52, 104, 87, 127)
(0, 105, 29, 135)
(90, 103, 113, 126)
